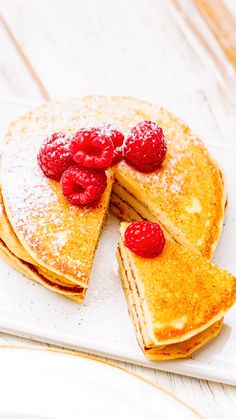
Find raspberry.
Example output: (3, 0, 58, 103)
(124, 121, 167, 173)
(70, 128, 114, 170)
(101, 125, 124, 165)
(37, 132, 73, 180)
(124, 221, 165, 258)
(60, 166, 107, 206)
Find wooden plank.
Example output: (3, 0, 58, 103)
(1, 0, 235, 147)
(172, 0, 233, 77)
(194, 0, 236, 69)
(0, 16, 44, 100)
(170, 0, 236, 145)
(0, 14, 50, 100)
(1, 2, 236, 417)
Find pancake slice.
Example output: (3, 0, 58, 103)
(117, 222, 236, 359)
(118, 252, 223, 360)
(113, 106, 226, 260)
(1, 99, 115, 296)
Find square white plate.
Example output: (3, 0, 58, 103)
(0, 102, 236, 385)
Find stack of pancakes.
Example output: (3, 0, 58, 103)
(111, 105, 226, 260)
(118, 223, 236, 359)
(1, 96, 235, 359)
(0, 99, 115, 302)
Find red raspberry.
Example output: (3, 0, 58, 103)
(124, 121, 167, 173)
(124, 221, 165, 258)
(70, 128, 114, 170)
(101, 125, 124, 165)
(60, 166, 107, 206)
(37, 132, 73, 180)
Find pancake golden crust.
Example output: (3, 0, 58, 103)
(119, 222, 236, 346)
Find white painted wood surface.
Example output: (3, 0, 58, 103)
(0, 1, 236, 417)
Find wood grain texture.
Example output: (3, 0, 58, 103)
(0, 16, 42, 100)
(0, 1, 236, 417)
(1, 0, 236, 146)
(194, 0, 236, 68)
(0, 14, 50, 100)
(172, 0, 232, 77)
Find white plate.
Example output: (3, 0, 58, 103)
(0, 102, 236, 385)
(0, 347, 200, 418)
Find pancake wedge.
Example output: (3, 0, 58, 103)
(1, 99, 114, 301)
(117, 222, 236, 359)
(111, 102, 225, 260)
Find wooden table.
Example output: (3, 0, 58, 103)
(1, 1, 236, 417)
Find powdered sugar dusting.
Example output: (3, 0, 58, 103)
(2, 136, 58, 227)
(119, 109, 208, 199)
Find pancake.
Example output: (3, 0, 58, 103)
(117, 222, 236, 358)
(110, 101, 225, 260)
(1, 99, 114, 300)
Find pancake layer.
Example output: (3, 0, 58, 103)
(0, 238, 84, 302)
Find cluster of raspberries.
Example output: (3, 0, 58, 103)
(38, 121, 167, 207)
